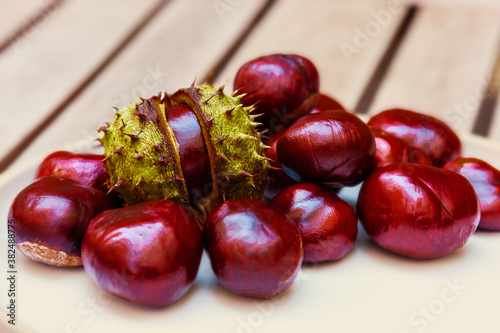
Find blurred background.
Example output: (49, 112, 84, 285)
(0, 0, 499, 175)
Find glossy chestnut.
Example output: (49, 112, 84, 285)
(233, 54, 319, 129)
(82, 199, 203, 307)
(277, 110, 375, 186)
(8, 176, 114, 267)
(309, 93, 346, 114)
(370, 127, 432, 168)
(443, 157, 500, 231)
(165, 103, 212, 202)
(357, 163, 480, 259)
(368, 109, 461, 167)
(271, 183, 357, 263)
(203, 199, 303, 299)
(35, 151, 109, 193)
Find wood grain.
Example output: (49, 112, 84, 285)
(0, 0, 161, 171)
(214, 0, 408, 112)
(367, 5, 500, 135)
(8, 0, 270, 170)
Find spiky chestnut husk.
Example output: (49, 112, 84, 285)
(100, 83, 269, 225)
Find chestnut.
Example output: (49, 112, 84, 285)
(35, 151, 109, 193)
(8, 176, 114, 267)
(270, 183, 357, 263)
(309, 93, 346, 114)
(443, 157, 500, 231)
(277, 110, 375, 186)
(357, 163, 480, 259)
(203, 199, 303, 299)
(165, 103, 212, 202)
(263, 130, 297, 201)
(368, 109, 461, 167)
(82, 199, 203, 307)
(370, 127, 432, 168)
(233, 54, 319, 129)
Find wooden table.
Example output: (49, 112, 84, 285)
(1, 1, 499, 333)
(0, 0, 499, 173)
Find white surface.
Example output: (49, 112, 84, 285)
(1, 133, 500, 333)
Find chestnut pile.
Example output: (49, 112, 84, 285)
(8, 54, 500, 308)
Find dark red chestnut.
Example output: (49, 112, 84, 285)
(357, 163, 480, 259)
(165, 103, 212, 202)
(309, 93, 346, 114)
(35, 151, 109, 193)
(203, 199, 303, 299)
(233, 54, 319, 129)
(277, 110, 375, 186)
(368, 109, 461, 167)
(271, 183, 357, 263)
(8, 176, 114, 267)
(370, 127, 432, 168)
(443, 157, 500, 231)
(82, 199, 203, 307)
(263, 130, 297, 201)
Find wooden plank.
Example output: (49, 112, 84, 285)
(0, 0, 161, 171)
(214, 0, 408, 112)
(8, 0, 270, 172)
(367, 6, 500, 135)
(0, 0, 55, 51)
(410, 0, 500, 11)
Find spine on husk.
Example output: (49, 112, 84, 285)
(99, 83, 269, 225)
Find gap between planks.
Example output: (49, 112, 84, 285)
(473, 47, 500, 137)
(204, 0, 276, 84)
(0, 0, 67, 54)
(353, 5, 418, 114)
(0, 0, 171, 173)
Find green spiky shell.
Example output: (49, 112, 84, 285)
(100, 83, 268, 222)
